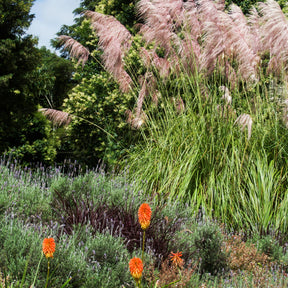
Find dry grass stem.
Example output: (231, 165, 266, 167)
(39, 108, 72, 127)
(219, 86, 232, 105)
(259, 0, 288, 74)
(235, 113, 253, 140)
(84, 10, 133, 92)
(58, 35, 90, 67)
(126, 110, 147, 129)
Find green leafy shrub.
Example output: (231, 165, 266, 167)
(0, 165, 52, 220)
(0, 218, 43, 286)
(5, 111, 60, 166)
(258, 235, 283, 262)
(52, 229, 133, 288)
(0, 217, 133, 288)
(62, 70, 136, 167)
(192, 222, 228, 275)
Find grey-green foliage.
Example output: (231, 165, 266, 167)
(258, 235, 283, 262)
(0, 218, 43, 286)
(50, 170, 143, 209)
(0, 164, 52, 219)
(84, 230, 132, 287)
(0, 217, 133, 288)
(186, 271, 288, 288)
(191, 222, 228, 275)
(171, 220, 229, 275)
(53, 229, 133, 288)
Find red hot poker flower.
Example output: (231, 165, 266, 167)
(129, 257, 143, 283)
(42, 238, 56, 259)
(138, 203, 152, 231)
(170, 251, 184, 267)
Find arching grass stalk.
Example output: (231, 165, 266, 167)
(31, 254, 43, 288)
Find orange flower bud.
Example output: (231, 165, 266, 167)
(129, 257, 143, 282)
(42, 238, 56, 259)
(138, 203, 152, 231)
(170, 251, 184, 267)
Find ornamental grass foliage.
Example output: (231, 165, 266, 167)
(57, 0, 288, 135)
(54, 0, 288, 237)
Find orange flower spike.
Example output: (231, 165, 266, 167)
(129, 257, 144, 283)
(42, 238, 56, 259)
(138, 203, 152, 231)
(170, 251, 184, 267)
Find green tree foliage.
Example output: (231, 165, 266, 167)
(225, 0, 258, 14)
(33, 47, 76, 109)
(80, 0, 136, 28)
(50, 0, 138, 167)
(0, 0, 40, 152)
(0, 0, 62, 165)
(5, 112, 60, 166)
(73, 0, 136, 30)
(62, 70, 135, 167)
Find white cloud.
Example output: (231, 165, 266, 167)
(27, 0, 81, 51)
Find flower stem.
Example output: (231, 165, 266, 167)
(44, 259, 50, 288)
(141, 230, 146, 263)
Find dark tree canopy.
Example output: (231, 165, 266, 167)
(0, 0, 41, 153)
(73, 0, 137, 28)
(0, 0, 35, 38)
(33, 47, 76, 109)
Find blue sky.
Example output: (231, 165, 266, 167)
(27, 0, 81, 52)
